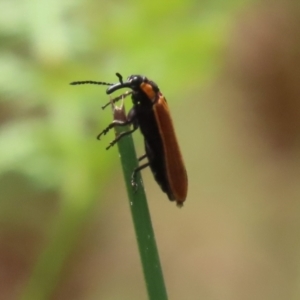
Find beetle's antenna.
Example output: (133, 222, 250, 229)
(70, 81, 113, 86)
(115, 72, 123, 84)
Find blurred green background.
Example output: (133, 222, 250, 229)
(1, 0, 300, 299)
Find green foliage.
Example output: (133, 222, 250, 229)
(0, 0, 240, 298)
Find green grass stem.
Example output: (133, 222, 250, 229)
(113, 103, 168, 300)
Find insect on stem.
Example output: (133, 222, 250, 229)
(71, 73, 188, 206)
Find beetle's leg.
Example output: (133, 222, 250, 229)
(137, 154, 147, 161)
(101, 91, 132, 109)
(97, 106, 137, 140)
(103, 107, 139, 149)
(131, 162, 150, 191)
(97, 119, 132, 140)
(106, 126, 138, 150)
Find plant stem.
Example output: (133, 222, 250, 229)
(113, 102, 168, 300)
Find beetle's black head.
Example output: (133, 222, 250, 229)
(106, 74, 143, 94)
(106, 74, 159, 95)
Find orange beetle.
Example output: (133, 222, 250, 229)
(71, 73, 188, 206)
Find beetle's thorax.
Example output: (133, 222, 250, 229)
(140, 82, 158, 102)
(131, 82, 160, 106)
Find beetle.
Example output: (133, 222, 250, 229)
(71, 73, 188, 206)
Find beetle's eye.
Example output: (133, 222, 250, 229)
(131, 76, 140, 84)
(128, 75, 143, 89)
